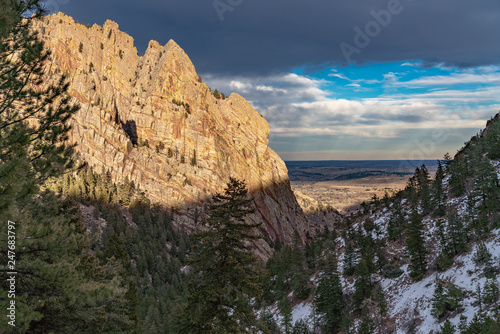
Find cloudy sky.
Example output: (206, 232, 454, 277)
(47, 0, 500, 160)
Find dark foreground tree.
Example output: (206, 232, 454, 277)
(179, 178, 263, 334)
(0, 0, 78, 212)
(0, 2, 136, 332)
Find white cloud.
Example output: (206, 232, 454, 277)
(255, 85, 287, 94)
(393, 71, 500, 88)
(401, 62, 420, 67)
(201, 69, 500, 158)
(229, 80, 252, 91)
(328, 73, 350, 80)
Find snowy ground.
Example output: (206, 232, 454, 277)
(271, 160, 500, 332)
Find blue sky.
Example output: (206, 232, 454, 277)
(203, 63, 500, 160)
(49, 0, 500, 160)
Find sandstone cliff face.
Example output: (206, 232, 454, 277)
(33, 13, 308, 255)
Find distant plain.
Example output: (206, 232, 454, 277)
(286, 160, 439, 213)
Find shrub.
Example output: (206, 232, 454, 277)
(382, 264, 404, 278)
(483, 279, 500, 304)
(190, 150, 196, 166)
(474, 244, 492, 265)
(431, 283, 464, 319)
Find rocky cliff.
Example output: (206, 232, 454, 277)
(33, 12, 308, 255)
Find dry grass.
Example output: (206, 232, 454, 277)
(292, 175, 408, 213)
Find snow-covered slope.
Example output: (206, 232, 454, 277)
(277, 159, 500, 333)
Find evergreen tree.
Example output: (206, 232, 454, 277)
(179, 178, 262, 333)
(405, 168, 420, 205)
(431, 283, 463, 319)
(375, 286, 387, 317)
(358, 306, 375, 334)
(418, 164, 432, 214)
(448, 156, 468, 197)
(353, 257, 372, 310)
(313, 254, 343, 334)
(260, 311, 281, 334)
(432, 161, 447, 216)
(0, 0, 79, 212)
(462, 315, 482, 334)
(102, 232, 131, 269)
(485, 116, 500, 159)
(292, 319, 311, 334)
(431, 283, 446, 319)
(1, 192, 134, 333)
(280, 296, 293, 334)
(436, 219, 454, 270)
(387, 202, 406, 241)
(343, 243, 357, 276)
(0, 2, 134, 332)
(446, 207, 467, 256)
(475, 284, 483, 312)
(442, 153, 453, 172)
(440, 319, 455, 334)
(483, 279, 499, 304)
(406, 210, 428, 281)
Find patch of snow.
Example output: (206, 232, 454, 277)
(291, 302, 313, 324)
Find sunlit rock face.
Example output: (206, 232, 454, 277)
(34, 13, 309, 257)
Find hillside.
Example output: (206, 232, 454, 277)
(262, 115, 500, 333)
(31, 13, 308, 256)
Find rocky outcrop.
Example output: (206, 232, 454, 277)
(33, 13, 308, 256)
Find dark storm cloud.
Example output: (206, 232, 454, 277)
(55, 0, 500, 75)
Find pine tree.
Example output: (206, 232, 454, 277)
(179, 178, 262, 333)
(0, 0, 79, 212)
(476, 284, 483, 311)
(483, 279, 499, 304)
(375, 286, 387, 317)
(446, 207, 467, 256)
(405, 168, 420, 204)
(0, 2, 133, 332)
(1, 192, 134, 333)
(358, 306, 375, 334)
(485, 116, 500, 159)
(442, 153, 453, 172)
(387, 202, 405, 241)
(432, 161, 447, 216)
(440, 319, 455, 334)
(260, 311, 281, 334)
(436, 219, 453, 270)
(102, 232, 131, 270)
(343, 243, 357, 276)
(462, 314, 482, 334)
(280, 295, 293, 334)
(418, 164, 432, 214)
(314, 254, 343, 334)
(406, 210, 428, 281)
(431, 283, 463, 319)
(292, 319, 311, 334)
(431, 283, 446, 318)
(353, 257, 373, 310)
